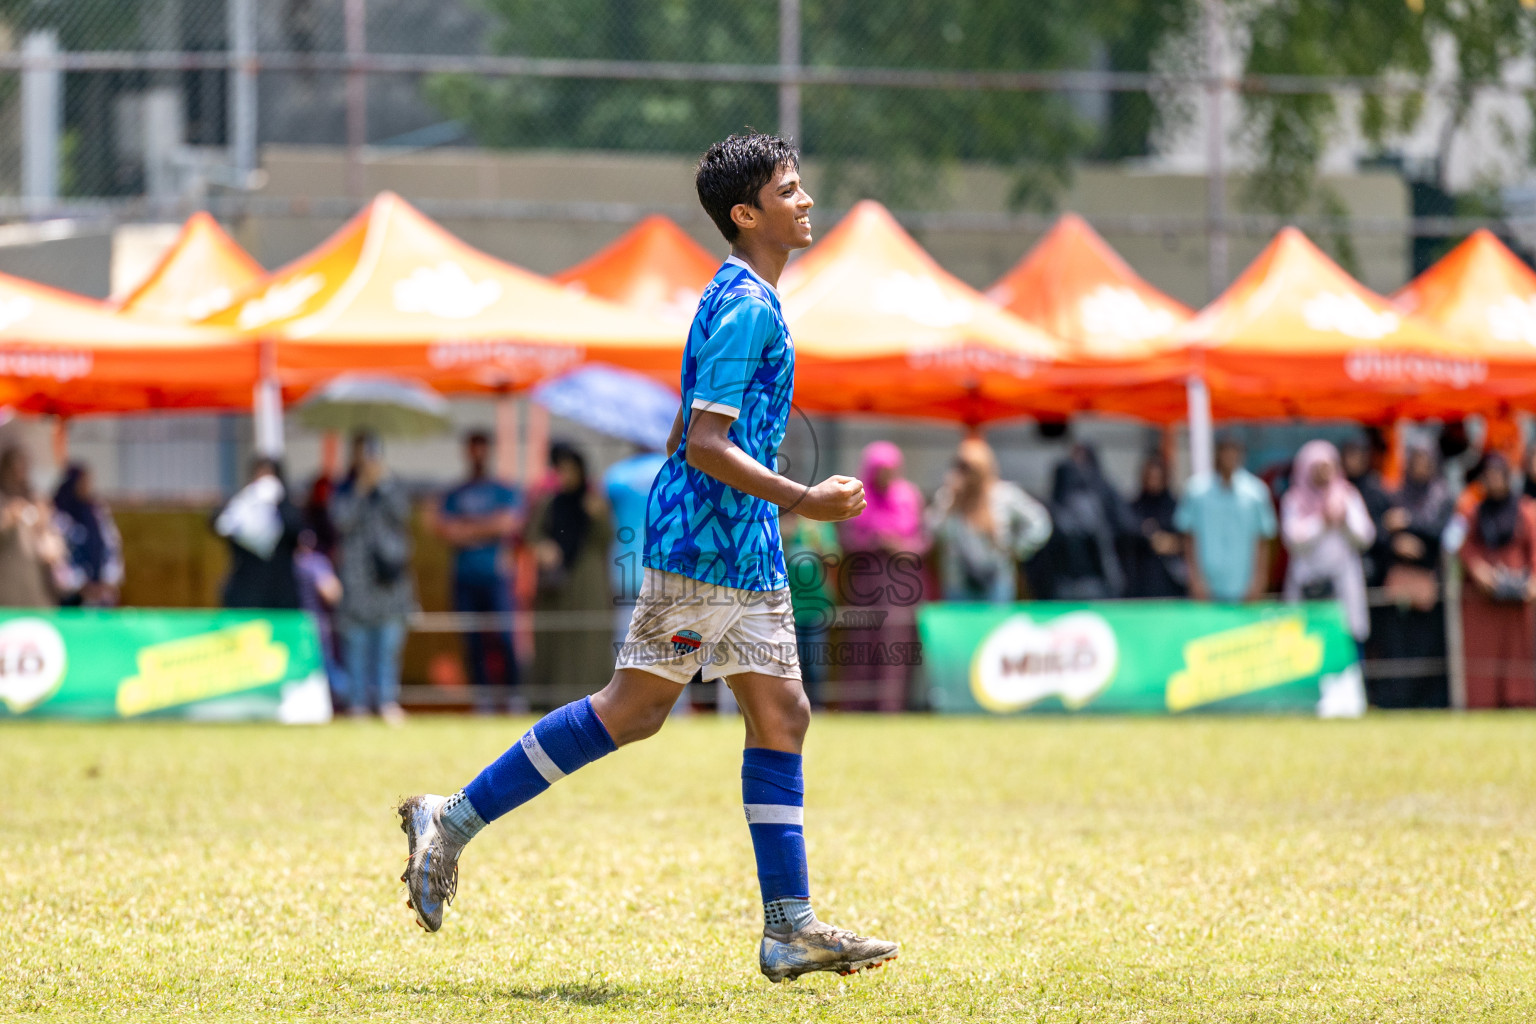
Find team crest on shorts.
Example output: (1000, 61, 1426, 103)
(670, 629, 704, 656)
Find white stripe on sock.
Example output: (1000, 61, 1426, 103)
(743, 803, 803, 825)
(521, 730, 566, 784)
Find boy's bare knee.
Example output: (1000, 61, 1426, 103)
(783, 690, 812, 741)
(591, 672, 682, 747)
(626, 697, 673, 743)
(738, 679, 811, 752)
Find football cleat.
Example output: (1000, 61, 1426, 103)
(759, 921, 898, 983)
(397, 794, 464, 932)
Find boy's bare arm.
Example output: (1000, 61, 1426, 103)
(665, 404, 685, 457)
(685, 410, 864, 522)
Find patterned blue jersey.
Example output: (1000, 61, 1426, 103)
(643, 257, 795, 591)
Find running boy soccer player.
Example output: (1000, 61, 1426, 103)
(398, 132, 898, 982)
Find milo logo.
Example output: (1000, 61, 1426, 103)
(0, 618, 67, 714)
(969, 611, 1118, 713)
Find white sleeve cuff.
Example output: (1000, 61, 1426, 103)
(690, 396, 740, 420)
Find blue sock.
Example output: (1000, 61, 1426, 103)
(446, 697, 616, 840)
(742, 747, 815, 933)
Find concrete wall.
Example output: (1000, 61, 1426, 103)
(0, 221, 112, 298)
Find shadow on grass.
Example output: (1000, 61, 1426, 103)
(506, 980, 629, 1006)
(349, 975, 715, 1009)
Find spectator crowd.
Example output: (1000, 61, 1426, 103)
(3, 419, 1532, 715)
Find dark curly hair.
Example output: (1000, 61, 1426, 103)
(695, 131, 800, 243)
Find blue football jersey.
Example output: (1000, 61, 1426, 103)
(642, 257, 795, 591)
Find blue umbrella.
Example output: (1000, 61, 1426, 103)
(530, 364, 679, 451)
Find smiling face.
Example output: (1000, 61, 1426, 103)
(732, 163, 814, 252)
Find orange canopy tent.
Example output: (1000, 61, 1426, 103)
(114, 211, 266, 323)
(781, 201, 1081, 423)
(207, 192, 684, 396)
(553, 214, 719, 325)
(0, 271, 256, 415)
(1153, 227, 1488, 421)
(986, 213, 1195, 360)
(1393, 228, 1536, 408)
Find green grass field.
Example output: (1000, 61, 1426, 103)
(5, 714, 1536, 1022)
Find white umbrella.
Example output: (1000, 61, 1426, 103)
(295, 374, 452, 438)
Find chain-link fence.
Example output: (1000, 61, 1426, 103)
(2, 0, 1536, 291)
(4, 0, 1535, 516)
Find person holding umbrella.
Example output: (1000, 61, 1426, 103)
(301, 375, 450, 721)
(331, 432, 416, 724)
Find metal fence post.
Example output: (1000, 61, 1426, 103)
(21, 30, 61, 211)
(1203, 0, 1228, 301)
(779, 0, 801, 146)
(345, 0, 368, 197)
(227, 0, 257, 181)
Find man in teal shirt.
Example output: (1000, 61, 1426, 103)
(1174, 436, 1277, 602)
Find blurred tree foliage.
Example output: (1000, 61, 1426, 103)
(0, 0, 151, 49)
(428, 0, 1196, 210)
(0, 0, 164, 195)
(1242, 0, 1536, 217)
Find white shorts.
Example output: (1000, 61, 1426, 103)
(614, 568, 801, 684)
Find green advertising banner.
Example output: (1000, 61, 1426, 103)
(917, 600, 1362, 716)
(0, 609, 330, 722)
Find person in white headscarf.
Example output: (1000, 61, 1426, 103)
(1280, 440, 1375, 643)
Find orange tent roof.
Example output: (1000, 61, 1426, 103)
(985, 213, 1194, 359)
(114, 211, 266, 323)
(552, 215, 719, 324)
(207, 192, 684, 395)
(1166, 227, 1488, 419)
(780, 201, 1085, 422)
(1393, 229, 1536, 405)
(0, 272, 256, 415)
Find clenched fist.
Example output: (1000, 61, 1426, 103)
(797, 475, 867, 522)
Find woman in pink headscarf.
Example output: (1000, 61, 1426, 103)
(836, 441, 929, 712)
(843, 442, 925, 555)
(1281, 440, 1376, 641)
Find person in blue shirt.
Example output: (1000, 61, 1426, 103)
(603, 444, 668, 645)
(430, 431, 523, 713)
(1175, 435, 1278, 602)
(398, 133, 897, 982)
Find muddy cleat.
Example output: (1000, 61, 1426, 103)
(397, 794, 464, 933)
(759, 921, 898, 983)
